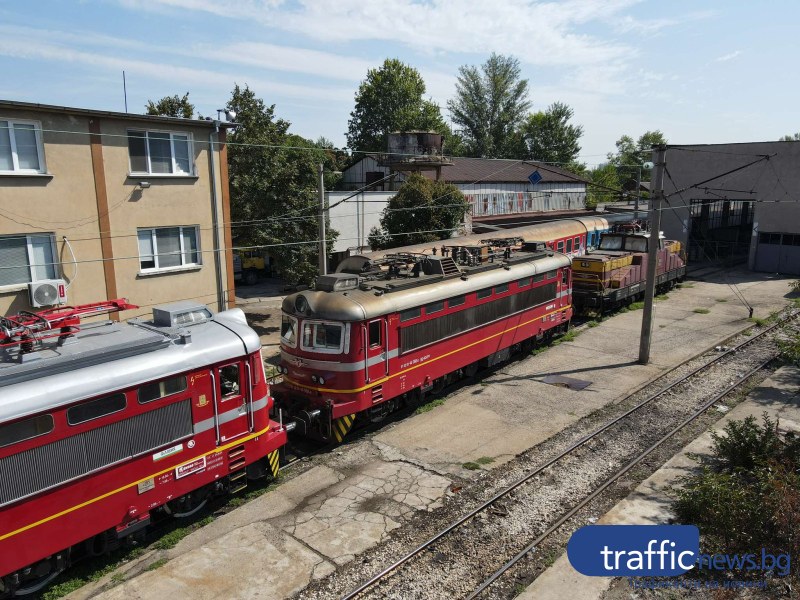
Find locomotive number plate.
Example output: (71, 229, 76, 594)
(138, 478, 155, 494)
(176, 457, 207, 479)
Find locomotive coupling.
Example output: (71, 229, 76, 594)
(285, 408, 322, 435)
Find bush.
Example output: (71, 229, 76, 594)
(674, 414, 800, 571)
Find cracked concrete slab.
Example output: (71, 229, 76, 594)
(98, 521, 334, 600)
(274, 459, 450, 565)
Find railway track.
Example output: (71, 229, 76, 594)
(329, 310, 798, 600)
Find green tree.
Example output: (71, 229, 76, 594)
(447, 53, 531, 158)
(585, 163, 621, 209)
(371, 173, 469, 249)
(225, 85, 336, 285)
(779, 133, 800, 141)
(607, 130, 667, 191)
(145, 92, 194, 118)
(511, 102, 583, 164)
(346, 59, 449, 155)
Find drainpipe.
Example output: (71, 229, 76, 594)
(208, 127, 225, 311)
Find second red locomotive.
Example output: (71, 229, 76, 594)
(272, 241, 572, 442)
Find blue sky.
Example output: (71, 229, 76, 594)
(1, 0, 796, 164)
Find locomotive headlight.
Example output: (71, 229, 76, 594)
(318, 377, 325, 385)
(311, 375, 318, 383)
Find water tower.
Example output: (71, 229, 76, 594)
(380, 131, 453, 180)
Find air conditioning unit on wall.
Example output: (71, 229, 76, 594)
(28, 279, 68, 308)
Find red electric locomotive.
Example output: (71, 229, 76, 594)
(272, 240, 572, 442)
(0, 300, 287, 596)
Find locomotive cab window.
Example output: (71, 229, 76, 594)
(545, 270, 557, 280)
(0, 413, 53, 448)
(556, 240, 565, 253)
(281, 315, 298, 348)
(369, 320, 381, 347)
(301, 321, 345, 353)
(561, 270, 569, 285)
(566, 239, 573, 253)
(574, 236, 581, 251)
(219, 364, 241, 398)
(139, 375, 188, 404)
(68, 393, 127, 425)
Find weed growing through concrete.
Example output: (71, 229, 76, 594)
(145, 558, 168, 572)
(415, 397, 446, 414)
(462, 462, 481, 470)
(587, 321, 599, 328)
(476, 456, 495, 465)
(693, 308, 710, 314)
(716, 298, 728, 302)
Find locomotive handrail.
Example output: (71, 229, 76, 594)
(245, 362, 254, 433)
(363, 324, 369, 383)
(209, 370, 221, 446)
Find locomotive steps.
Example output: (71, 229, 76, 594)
(67, 270, 794, 600)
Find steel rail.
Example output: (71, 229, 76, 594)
(468, 355, 777, 598)
(341, 311, 796, 600)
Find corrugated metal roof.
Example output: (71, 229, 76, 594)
(420, 157, 588, 185)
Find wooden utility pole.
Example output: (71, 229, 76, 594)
(638, 145, 667, 364)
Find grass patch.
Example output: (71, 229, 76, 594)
(462, 462, 481, 471)
(110, 572, 125, 584)
(415, 397, 446, 414)
(655, 294, 669, 301)
(587, 320, 600, 328)
(693, 308, 710, 314)
(748, 316, 768, 326)
(628, 301, 645, 310)
(145, 558, 168, 571)
(475, 456, 495, 465)
(716, 298, 728, 303)
(676, 282, 695, 288)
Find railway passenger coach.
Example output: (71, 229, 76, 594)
(366, 215, 620, 262)
(273, 242, 572, 442)
(0, 301, 287, 597)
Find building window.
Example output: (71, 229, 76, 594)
(0, 119, 45, 174)
(128, 130, 193, 175)
(0, 233, 57, 286)
(138, 226, 200, 272)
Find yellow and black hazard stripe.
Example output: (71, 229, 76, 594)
(267, 450, 280, 477)
(332, 413, 356, 443)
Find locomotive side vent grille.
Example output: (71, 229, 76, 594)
(0, 400, 193, 508)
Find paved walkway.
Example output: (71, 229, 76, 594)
(69, 272, 795, 599)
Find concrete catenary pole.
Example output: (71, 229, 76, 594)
(317, 162, 327, 276)
(638, 145, 667, 364)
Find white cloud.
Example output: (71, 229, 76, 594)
(0, 31, 353, 102)
(714, 50, 742, 63)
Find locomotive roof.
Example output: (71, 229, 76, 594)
(282, 251, 571, 322)
(0, 308, 260, 424)
(366, 215, 615, 260)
